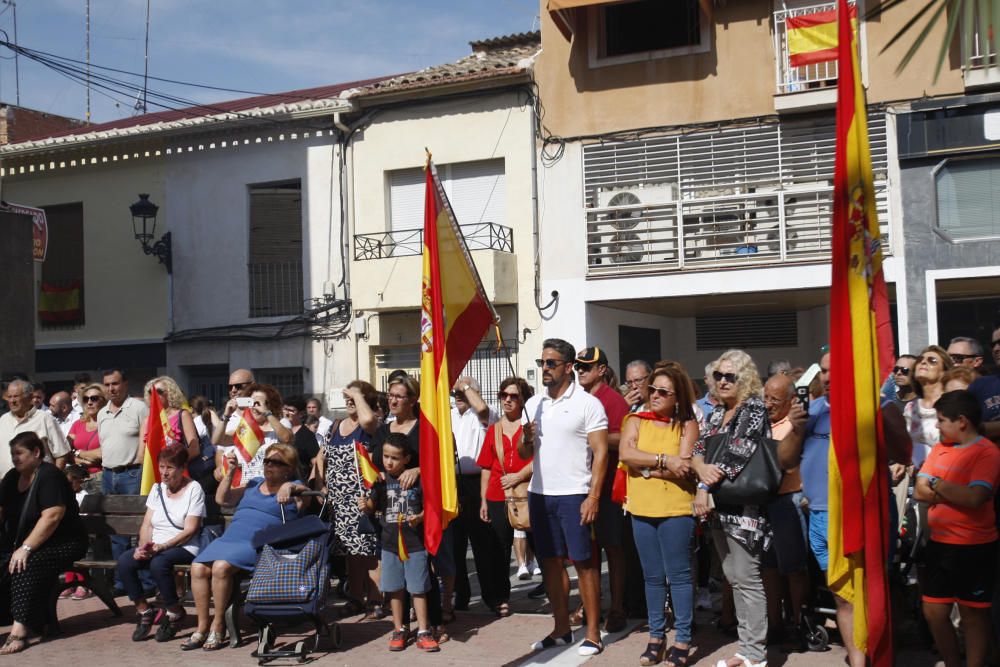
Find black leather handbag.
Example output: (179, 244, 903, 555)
(704, 431, 783, 507)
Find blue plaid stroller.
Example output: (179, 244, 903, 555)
(245, 491, 341, 664)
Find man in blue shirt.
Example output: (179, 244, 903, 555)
(968, 325, 1000, 442)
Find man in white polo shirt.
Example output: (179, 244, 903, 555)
(0, 380, 71, 477)
(522, 338, 608, 656)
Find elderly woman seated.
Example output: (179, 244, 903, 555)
(182, 443, 309, 651)
(0, 432, 89, 655)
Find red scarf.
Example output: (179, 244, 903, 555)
(634, 411, 672, 424)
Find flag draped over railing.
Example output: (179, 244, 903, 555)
(419, 159, 497, 555)
(827, 0, 894, 664)
(786, 3, 857, 67)
(140, 389, 170, 495)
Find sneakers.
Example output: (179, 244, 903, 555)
(59, 587, 74, 599)
(528, 559, 541, 576)
(71, 586, 93, 600)
(517, 563, 531, 580)
(695, 587, 713, 610)
(531, 631, 573, 650)
(415, 631, 440, 652)
(155, 608, 186, 642)
(578, 638, 604, 656)
(132, 608, 156, 641)
(388, 629, 406, 651)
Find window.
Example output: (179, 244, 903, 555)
(934, 158, 1000, 241)
(387, 159, 506, 231)
(591, 0, 710, 66)
(248, 180, 303, 317)
(255, 367, 304, 399)
(39, 203, 84, 328)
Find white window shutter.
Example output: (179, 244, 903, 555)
(388, 167, 426, 231)
(447, 159, 506, 227)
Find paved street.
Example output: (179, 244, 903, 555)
(5, 563, 945, 666)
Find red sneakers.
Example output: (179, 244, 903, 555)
(415, 631, 440, 652)
(388, 629, 406, 651)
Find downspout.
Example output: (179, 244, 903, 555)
(529, 87, 557, 317)
(333, 110, 359, 379)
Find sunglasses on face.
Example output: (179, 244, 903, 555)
(263, 458, 290, 468)
(573, 362, 595, 373)
(228, 382, 250, 391)
(498, 391, 521, 402)
(948, 353, 975, 362)
(892, 366, 910, 376)
(992, 339, 1000, 348)
(155, 387, 167, 396)
(712, 371, 738, 384)
(451, 390, 466, 399)
(625, 376, 649, 386)
(535, 358, 567, 369)
(648, 386, 676, 398)
(918, 356, 940, 365)
(83, 395, 103, 403)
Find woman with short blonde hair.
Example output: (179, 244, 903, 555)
(141, 376, 200, 464)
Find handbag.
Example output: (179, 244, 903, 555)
(495, 423, 531, 531)
(247, 538, 326, 603)
(704, 431, 782, 507)
(610, 463, 628, 505)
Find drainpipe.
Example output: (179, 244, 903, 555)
(529, 89, 557, 318)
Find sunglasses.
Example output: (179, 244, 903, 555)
(451, 390, 466, 399)
(573, 362, 595, 372)
(263, 458, 290, 468)
(228, 382, 250, 391)
(918, 356, 941, 365)
(625, 376, 649, 386)
(497, 391, 521, 402)
(83, 395, 103, 403)
(155, 387, 167, 396)
(712, 371, 738, 384)
(648, 386, 676, 398)
(892, 366, 910, 376)
(992, 339, 1000, 348)
(535, 358, 567, 369)
(948, 353, 976, 362)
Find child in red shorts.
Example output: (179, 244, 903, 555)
(915, 390, 1000, 667)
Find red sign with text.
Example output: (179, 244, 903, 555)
(1, 202, 48, 261)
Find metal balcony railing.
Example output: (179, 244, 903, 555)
(586, 185, 890, 277)
(774, 1, 856, 94)
(248, 261, 304, 318)
(354, 222, 514, 260)
(965, 7, 996, 69)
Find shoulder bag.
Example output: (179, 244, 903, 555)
(495, 424, 530, 530)
(704, 431, 782, 507)
(157, 483, 220, 550)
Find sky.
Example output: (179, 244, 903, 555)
(0, 0, 540, 124)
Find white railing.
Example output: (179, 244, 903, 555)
(966, 7, 997, 69)
(586, 184, 889, 276)
(774, 1, 855, 94)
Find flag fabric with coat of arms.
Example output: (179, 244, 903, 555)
(355, 442, 380, 489)
(419, 159, 497, 555)
(826, 0, 894, 664)
(228, 407, 265, 487)
(140, 388, 171, 495)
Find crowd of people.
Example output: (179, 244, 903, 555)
(0, 327, 998, 666)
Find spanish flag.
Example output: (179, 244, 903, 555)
(38, 281, 82, 323)
(229, 408, 265, 487)
(397, 514, 410, 562)
(786, 4, 857, 67)
(827, 0, 894, 664)
(419, 159, 497, 555)
(355, 442, 380, 489)
(140, 388, 171, 495)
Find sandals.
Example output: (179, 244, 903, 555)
(639, 640, 666, 666)
(0, 634, 29, 655)
(715, 654, 766, 667)
(568, 607, 586, 626)
(531, 631, 573, 650)
(665, 645, 690, 667)
(202, 630, 226, 651)
(180, 631, 207, 651)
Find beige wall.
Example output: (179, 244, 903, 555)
(535, 0, 966, 138)
(3, 159, 169, 346)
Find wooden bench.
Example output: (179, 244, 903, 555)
(47, 494, 243, 647)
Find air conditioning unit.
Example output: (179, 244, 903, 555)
(594, 184, 675, 265)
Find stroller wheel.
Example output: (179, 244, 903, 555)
(806, 624, 829, 652)
(295, 639, 308, 663)
(330, 623, 342, 650)
(253, 625, 273, 659)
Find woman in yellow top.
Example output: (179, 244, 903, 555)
(619, 362, 699, 667)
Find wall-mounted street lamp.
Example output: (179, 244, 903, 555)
(129, 193, 171, 273)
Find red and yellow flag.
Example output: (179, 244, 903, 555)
(38, 281, 82, 324)
(828, 0, 894, 664)
(228, 408, 265, 487)
(786, 4, 857, 67)
(397, 514, 410, 562)
(140, 388, 171, 495)
(355, 442, 380, 489)
(419, 160, 497, 555)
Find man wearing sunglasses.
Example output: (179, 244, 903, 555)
(946, 336, 986, 373)
(448, 376, 502, 613)
(523, 339, 609, 656)
(881, 354, 917, 411)
(214, 369, 256, 444)
(969, 325, 1000, 443)
(573, 346, 630, 633)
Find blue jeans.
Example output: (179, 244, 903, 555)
(631, 515, 695, 642)
(117, 547, 194, 605)
(102, 467, 153, 589)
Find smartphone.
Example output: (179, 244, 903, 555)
(141, 541, 155, 552)
(795, 386, 810, 411)
(236, 396, 253, 408)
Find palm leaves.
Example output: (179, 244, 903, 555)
(869, 0, 999, 80)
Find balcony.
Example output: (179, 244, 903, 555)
(962, 8, 1000, 88)
(351, 223, 516, 310)
(586, 185, 890, 277)
(773, 1, 855, 111)
(354, 222, 513, 260)
(248, 261, 303, 318)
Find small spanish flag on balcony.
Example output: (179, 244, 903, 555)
(38, 280, 82, 323)
(786, 4, 857, 67)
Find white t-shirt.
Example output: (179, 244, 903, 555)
(525, 382, 608, 496)
(452, 406, 499, 475)
(219, 430, 280, 483)
(146, 481, 207, 556)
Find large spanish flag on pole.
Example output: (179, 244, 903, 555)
(419, 157, 497, 555)
(140, 388, 171, 495)
(827, 0, 894, 664)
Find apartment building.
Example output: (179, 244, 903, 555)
(534, 0, 1000, 378)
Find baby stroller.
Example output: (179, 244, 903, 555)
(245, 490, 341, 664)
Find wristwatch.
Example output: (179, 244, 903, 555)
(929, 476, 940, 490)
(640, 467, 651, 479)
(20, 544, 32, 553)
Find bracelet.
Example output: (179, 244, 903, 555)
(697, 482, 710, 491)
(20, 544, 32, 553)
(588, 494, 600, 501)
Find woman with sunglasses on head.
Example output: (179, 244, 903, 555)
(618, 363, 699, 666)
(691, 350, 772, 667)
(184, 443, 309, 650)
(905, 345, 954, 470)
(67, 384, 107, 494)
(312, 380, 382, 618)
(212, 384, 291, 486)
(476, 376, 535, 619)
(140, 377, 200, 464)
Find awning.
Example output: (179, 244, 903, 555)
(547, 0, 610, 40)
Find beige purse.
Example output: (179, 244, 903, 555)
(495, 423, 530, 531)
